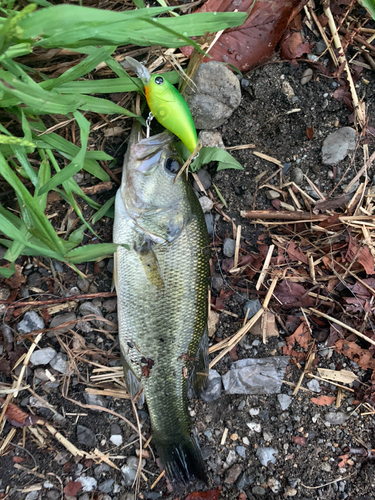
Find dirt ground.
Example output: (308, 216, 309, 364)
(1, 26, 375, 500)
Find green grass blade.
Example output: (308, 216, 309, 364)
(92, 196, 115, 224)
(78, 94, 141, 119)
(0, 263, 15, 278)
(361, 0, 375, 18)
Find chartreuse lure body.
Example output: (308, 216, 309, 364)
(144, 75, 198, 154)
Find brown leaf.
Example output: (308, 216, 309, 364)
(286, 241, 309, 265)
(63, 481, 82, 497)
(332, 86, 353, 110)
(292, 435, 306, 445)
(335, 340, 375, 370)
(305, 126, 314, 140)
(12, 456, 25, 463)
(280, 31, 313, 60)
(0, 399, 41, 427)
(286, 321, 311, 350)
(181, 0, 307, 71)
(311, 395, 336, 406)
(185, 490, 221, 500)
(4, 264, 26, 290)
(274, 280, 314, 308)
(282, 344, 306, 361)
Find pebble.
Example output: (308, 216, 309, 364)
(236, 445, 246, 458)
(185, 61, 241, 129)
(284, 486, 298, 497)
(247, 422, 261, 433)
(237, 472, 254, 490)
(46, 491, 60, 500)
(49, 352, 68, 374)
(27, 271, 43, 288)
(103, 298, 117, 312)
(277, 394, 292, 410)
(267, 477, 281, 493)
(143, 492, 162, 500)
(200, 369, 222, 402)
(290, 167, 304, 185)
(94, 464, 110, 477)
(211, 276, 224, 291)
(224, 464, 242, 484)
(325, 412, 348, 425)
(25, 492, 39, 500)
(252, 486, 266, 495)
(226, 449, 237, 466)
(256, 447, 278, 466)
(121, 457, 145, 486)
(49, 312, 76, 334)
(17, 311, 45, 334)
(83, 393, 108, 410)
(110, 433, 123, 446)
(199, 196, 214, 213)
(266, 190, 280, 200)
(193, 169, 212, 191)
(198, 130, 225, 149)
(77, 425, 96, 448)
(76, 476, 97, 492)
(263, 431, 273, 442)
(98, 479, 114, 493)
(243, 299, 261, 319)
(33, 367, 50, 382)
(79, 301, 104, 326)
(30, 347, 57, 366)
(249, 408, 260, 416)
(223, 238, 236, 258)
(301, 68, 313, 85)
(307, 379, 321, 393)
(321, 462, 331, 472)
(242, 437, 250, 446)
(53, 260, 64, 273)
(322, 127, 357, 165)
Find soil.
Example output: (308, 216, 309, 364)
(1, 32, 375, 500)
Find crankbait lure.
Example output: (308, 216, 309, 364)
(124, 57, 198, 153)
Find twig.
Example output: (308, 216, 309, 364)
(0, 292, 117, 307)
(256, 245, 274, 290)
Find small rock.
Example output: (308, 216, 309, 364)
(27, 271, 43, 288)
(121, 457, 144, 487)
(49, 312, 76, 334)
(249, 408, 260, 416)
(25, 492, 39, 500)
(53, 260, 64, 273)
(30, 347, 57, 366)
(290, 167, 304, 186)
(325, 412, 348, 425)
(315, 40, 327, 55)
(110, 434, 123, 446)
(34, 367, 50, 382)
(281, 80, 295, 100)
(322, 127, 357, 165)
(301, 68, 313, 85)
(267, 477, 281, 493)
(193, 169, 212, 191)
(46, 490, 60, 500)
(252, 486, 266, 495)
(49, 352, 68, 374)
(83, 393, 108, 410)
(307, 379, 321, 393)
(223, 238, 236, 258)
(263, 431, 273, 442)
(243, 299, 261, 319)
(77, 425, 96, 448)
(226, 449, 237, 467)
(98, 479, 114, 493)
(321, 462, 331, 472)
(237, 472, 254, 490)
(17, 311, 45, 334)
(211, 276, 224, 291)
(277, 394, 292, 410)
(224, 464, 242, 485)
(198, 130, 225, 149)
(107, 258, 114, 273)
(236, 446, 246, 459)
(94, 464, 110, 477)
(247, 422, 261, 433)
(79, 302, 104, 326)
(242, 437, 250, 446)
(200, 369, 222, 402)
(185, 61, 241, 129)
(256, 447, 278, 466)
(103, 298, 117, 312)
(143, 492, 162, 500)
(284, 486, 297, 497)
(199, 196, 214, 213)
(76, 476, 97, 492)
(266, 190, 280, 200)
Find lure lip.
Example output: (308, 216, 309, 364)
(123, 56, 151, 85)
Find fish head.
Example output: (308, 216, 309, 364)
(121, 123, 189, 243)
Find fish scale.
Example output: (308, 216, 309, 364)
(113, 122, 210, 489)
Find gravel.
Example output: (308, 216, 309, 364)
(30, 347, 57, 366)
(17, 311, 45, 334)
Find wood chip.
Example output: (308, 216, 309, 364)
(317, 368, 359, 385)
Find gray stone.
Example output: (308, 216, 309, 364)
(83, 392, 108, 410)
(30, 347, 57, 366)
(267, 477, 281, 493)
(290, 167, 304, 185)
(27, 271, 43, 288)
(223, 357, 289, 395)
(79, 301, 104, 326)
(17, 311, 45, 334)
(243, 299, 261, 319)
(266, 190, 280, 200)
(76, 476, 97, 492)
(211, 276, 224, 291)
(199, 196, 214, 213)
(98, 479, 114, 493)
(49, 352, 68, 374)
(103, 298, 117, 312)
(193, 169, 212, 191)
(121, 457, 145, 487)
(185, 61, 241, 129)
(322, 127, 357, 165)
(49, 312, 77, 334)
(237, 472, 254, 490)
(325, 412, 349, 425)
(223, 238, 236, 258)
(256, 447, 278, 466)
(277, 394, 292, 411)
(25, 492, 39, 500)
(46, 490, 60, 500)
(94, 464, 110, 477)
(198, 130, 225, 149)
(224, 464, 242, 484)
(226, 449, 237, 466)
(33, 367, 50, 382)
(77, 425, 96, 448)
(107, 258, 114, 273)
(236, 446, 246, 459)
(252, 486, 266, 495)
(307, 379, 321, 393)
(200, 369, 222, 402)
(53, 260, 64, 273)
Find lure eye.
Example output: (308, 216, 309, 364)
(154, 76, 164, 85)
(165, 157, 180, 175)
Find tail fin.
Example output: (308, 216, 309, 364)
(153, 431, 207, 490)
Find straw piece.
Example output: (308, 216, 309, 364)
(256, 244, 274, 291)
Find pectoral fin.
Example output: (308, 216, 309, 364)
(135, 241, 165, 289)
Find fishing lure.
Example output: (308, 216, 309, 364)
(124, 57, 198, 153)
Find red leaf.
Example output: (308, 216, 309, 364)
(305, 126, 314, 140)
(280, 31, 313, 60)
(185, 490, 221, 500)
(335, 340, 375, 370)
(12, 456, 25, 463)
(0, 399, 41, 428)
(181, 0, 307, 71)
(63, 481, 82, 497)
(292, 436, 306, 445)
(286, 241, 309, 265)
(282, 344, 306, 361)
(274, 280, 314, 308)
(286, 321, 311, 350)
(311, 396, 336, 406)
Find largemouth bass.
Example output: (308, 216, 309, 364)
(113, 122, 210, 489)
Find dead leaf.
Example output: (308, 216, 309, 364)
(4, 264, 26, 289)
(12, 456, 25, 463)
(185, 490, 221, 500)
(286, 241, 309, 265)
(332, 86, 353, 110)
(282, 344, 306, 361)
(250, 311, 278, 337)
(335, 340, 375, 370)
(338, 454, 349, 468)
(274, 281, 314, 308)
(305, 126, 314, 140)
(280, 31, 313, 60)
(0, 399, 41, 427)
(181, 0, 307, 71)
(292, 436, 306, 445)
(63, 481, 82, 497)
(310, 395, 336, 406)
(286, 321, 311, 350)
(317, 368, 358, 385)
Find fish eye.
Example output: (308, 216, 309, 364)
(165, 157, 180, 175)
(154, 76, 164, 85)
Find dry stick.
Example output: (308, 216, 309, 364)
(344, 150, 375, 195)
(323, 0, 366, 127)
(0, 291, 117, 308)
(306, 373, 354, 393)
(256, 244, 274, 290)
(253, 151, 282, 166)
(293, 341, 316, 396)
(309, 308, 375, 347)
(308, 2, 338, 66)
(151, 470, 165, 490)
(240, 210, 326, 221)
(233, 225, 241, 269)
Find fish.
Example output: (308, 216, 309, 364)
(113, 121, 210, 489)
